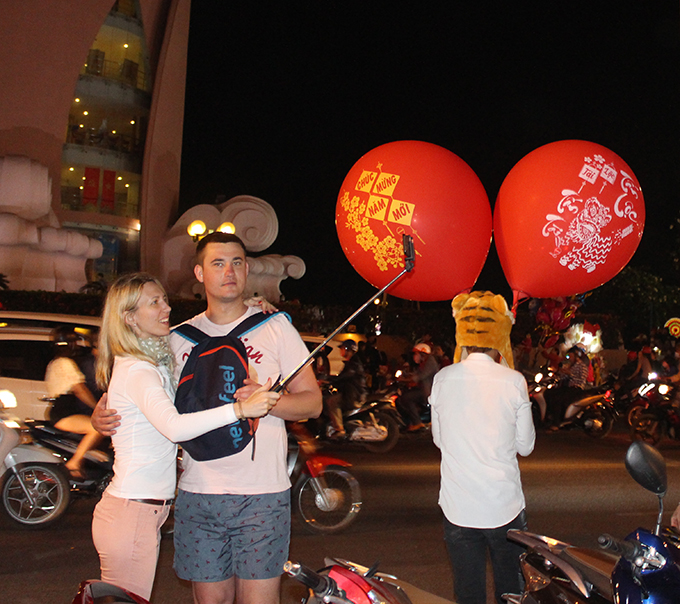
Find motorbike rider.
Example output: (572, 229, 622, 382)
(360, 335, 383, 391)
(397, 343, 440, 432)
(45, 326, 103, 478)
(630, 345, 656, 383)
(324, 339, 367, 438)
(544, 343, 590, 428)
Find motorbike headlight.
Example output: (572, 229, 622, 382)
(659, 384, 670, 395)
(0, 389, 17, 408)
(534, 372, 543, 383)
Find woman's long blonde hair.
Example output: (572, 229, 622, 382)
(96, 272, 169, 389)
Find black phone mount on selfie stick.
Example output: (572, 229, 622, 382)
(271, 234, 415, 394)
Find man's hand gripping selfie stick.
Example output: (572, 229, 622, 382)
(271, 234, 415, 394)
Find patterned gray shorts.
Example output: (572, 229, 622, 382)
(173, 489, 291, 582)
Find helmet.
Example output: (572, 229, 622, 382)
(51, 325, 82, 354)
(413, 343, 431, 355)
(339, 339, 357, 352)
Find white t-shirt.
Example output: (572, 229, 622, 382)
(430, 352, 535, 528)
(45, 356, 84, 398)
(106, 356, 238, 500)
(170, 308, 309, 495)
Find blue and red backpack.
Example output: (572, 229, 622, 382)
(172, 312, 283, 461)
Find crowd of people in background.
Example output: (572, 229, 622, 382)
(316, 333, 455, 435)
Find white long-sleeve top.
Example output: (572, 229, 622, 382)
(430, 352, 535, 528)
(106, 355, 238, 500)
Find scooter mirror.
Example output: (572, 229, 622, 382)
(625, 441, 667, 497)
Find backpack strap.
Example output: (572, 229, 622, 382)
(172, 323, 209, 344)
(228, 311, 290, 339)
(173, 311, 289, 344)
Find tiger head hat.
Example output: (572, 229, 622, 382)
(451, 290, 515, 368)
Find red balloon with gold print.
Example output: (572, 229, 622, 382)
(335, 140, 492, 301)
(494, 140, 645, 302)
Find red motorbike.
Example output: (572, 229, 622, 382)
(285, 558, 453, 604)
(287, 429, 362, 534)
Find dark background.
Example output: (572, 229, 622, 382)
(178, 3, 680, 309)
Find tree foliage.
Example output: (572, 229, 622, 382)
(586, 266, 680, 344)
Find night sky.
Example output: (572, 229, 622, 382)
(178, 3, 680, 308)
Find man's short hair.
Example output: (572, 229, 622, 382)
(195, 232, 247, 266)
(465, 346, 492, 353)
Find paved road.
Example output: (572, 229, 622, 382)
(3, 426, 680, 603)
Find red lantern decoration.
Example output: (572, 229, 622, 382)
(494, 140, 645, 304)
(336, 141, 492, 301)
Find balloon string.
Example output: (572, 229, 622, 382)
(511, 290, 531, 317)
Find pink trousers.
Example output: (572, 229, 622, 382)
(91, 491, 172, 600)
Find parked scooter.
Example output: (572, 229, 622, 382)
(285, 558, 454, 604)
(72, 580, 150, 604)
(307, 382, 402, 453)
(288, 430, 362, 534)
(505, 440, 680, 603)
(0, 400, 112, 528)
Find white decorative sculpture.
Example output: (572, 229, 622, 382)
(161, 195, 306, 303)
(0, 156, 103, 291)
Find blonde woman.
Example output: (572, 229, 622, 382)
(92, 273, 279, 600)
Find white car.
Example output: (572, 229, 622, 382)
(0, 311, 101, 421)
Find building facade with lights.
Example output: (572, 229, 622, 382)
(0, 0, 189, 290)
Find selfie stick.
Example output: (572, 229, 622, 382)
(272, 234, 415, 393)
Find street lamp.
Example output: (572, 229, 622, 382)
(187, 220, 206, 241)
(187, 220, 236, 242)
(216, 222, 235, 234)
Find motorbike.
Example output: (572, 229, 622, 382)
(287, 430, 362, 534)
(529, 370, 617, 438)
(527, 366, 561, 426)
(0, 401, 112, 528)
(72, 580, 150, 604)
(615, 372, 674, 427)
(284, 558, 454, 604)
(505, 439, 680, 603)
(393, 369, 432, 428)
(306, 381, 402, 453)
(630, 388, 680, 446)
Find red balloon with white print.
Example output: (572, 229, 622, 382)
(335, 140, 492, 301)
(493, 140, 645, 304)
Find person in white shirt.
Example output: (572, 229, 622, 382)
(92, 233, 322, 604)
(91, 272, 279, 600)
(45, 327, 101, 478)
(430, 345, 535, 604)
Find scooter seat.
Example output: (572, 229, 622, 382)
(26, 420, 81, 440)
(562, 547, 617, 598)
